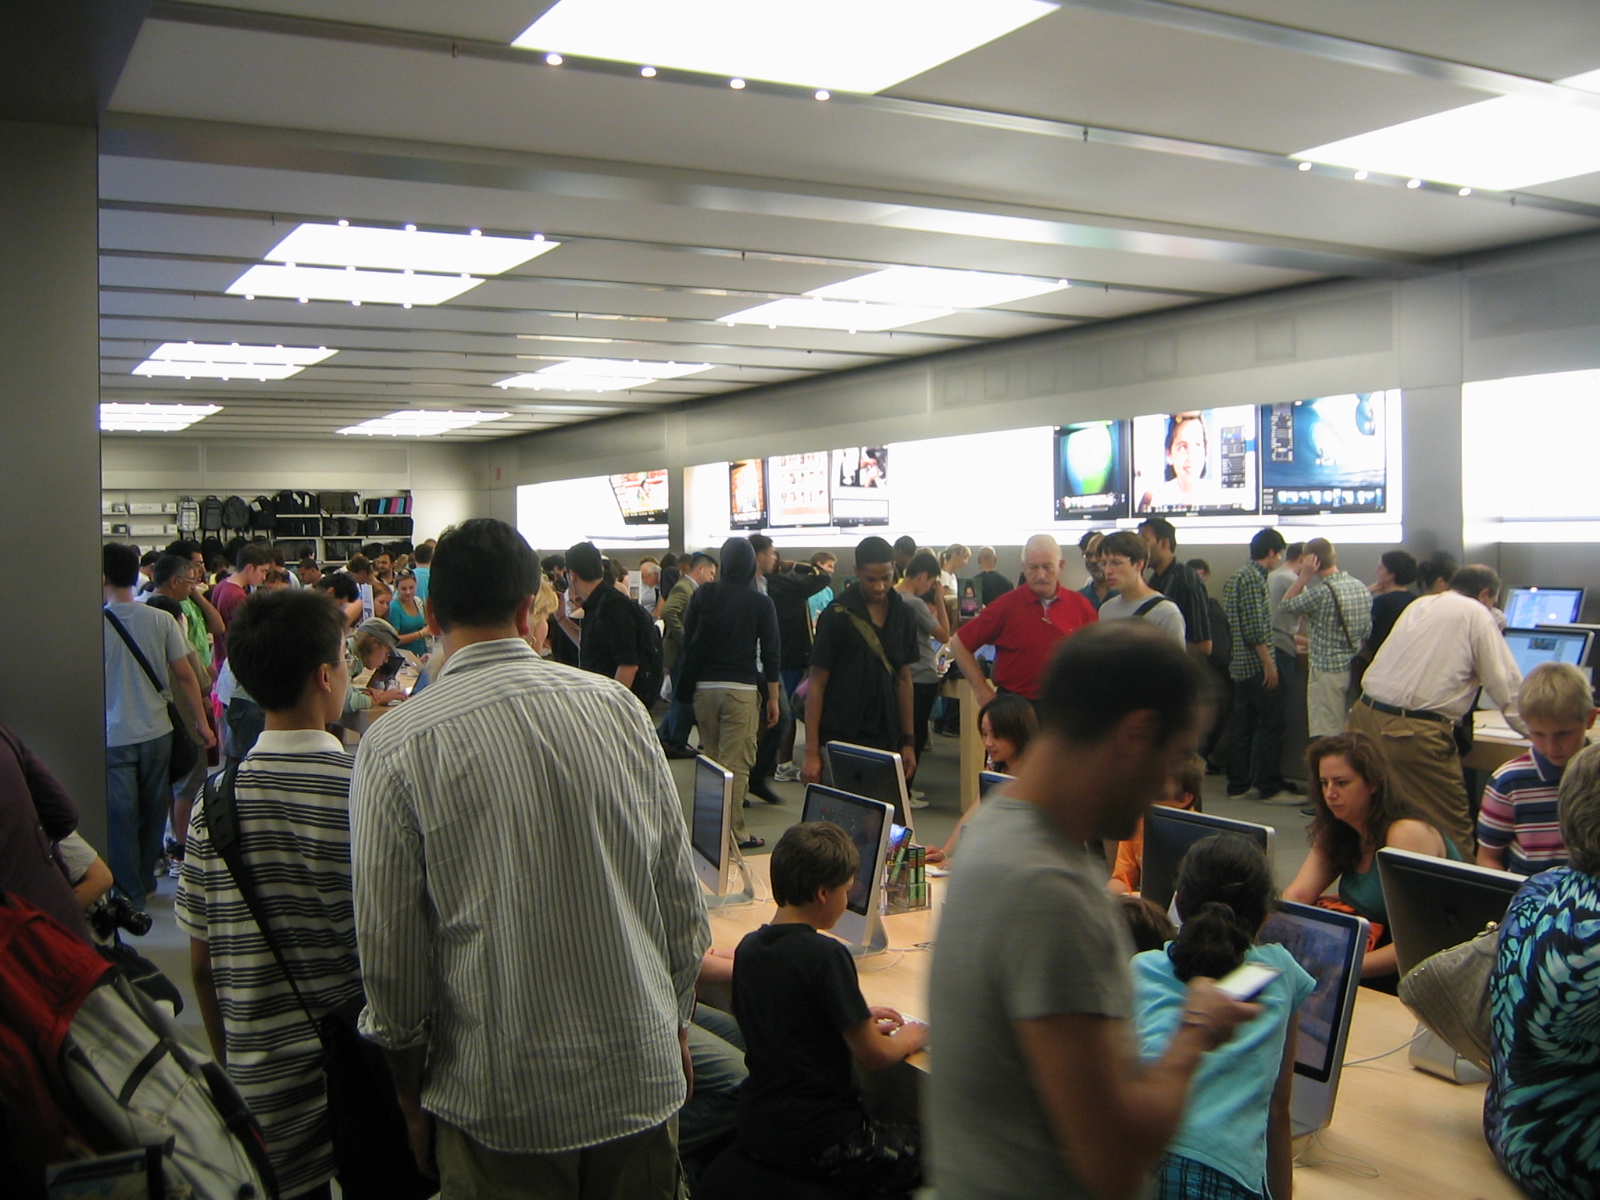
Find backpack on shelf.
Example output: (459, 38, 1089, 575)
(275, 516, 322, 538)
(274, 490, 317, 515)
(176, 496, 200, 535)
(318, 491, 359, 515)
(220, 496, 250, 531)
(248, 496, 277, 534)
(200, 535, 225, 564)
(199, 495, 224, 534)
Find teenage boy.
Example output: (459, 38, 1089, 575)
(1094, 531, 1187, 645)
(177, 588, 363, 1200)
(1477, 662, 1599, 875)
(733, 822, 927, 1196)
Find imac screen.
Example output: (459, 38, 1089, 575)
(1132, 407, 1259, 517)
(801, 788, 889, 915)
(831, 447, 890, 526)
(1261, 393, 1387, 515)
(1503, 628, 1591, 676)
(1054, 421, 1130, 521)
(1504, 587, 1584, 628)
(729, 459, 767, 529)
(1259, 906, 1360, 1082)
(766, 452, 832, 528)
(691, 758, 729, 872)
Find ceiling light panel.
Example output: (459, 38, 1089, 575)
(133, 341, 336, 380)
(101, 403, 222, 432)
(338, 411, 512, 437)
(264, 223, 558, 274)
(721, 298, 953, 331)
(810, 266, 1067, 308)
(226, 264, 483, 306)
(497, 358, 714, 392)
(1293, 68, 1600, 191)
(512, 0, 1059, 94)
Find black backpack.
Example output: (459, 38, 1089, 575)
(629, 602, 665, 708)
(248, 496, 276, 533)
(221, 495, 250, 531)
(200, 495, 224, 534)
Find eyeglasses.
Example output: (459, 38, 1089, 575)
(1101, 555, 1133, 568)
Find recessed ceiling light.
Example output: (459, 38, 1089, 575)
(1353, 169, 1369, 180)
(511, 0, 1059, 94)
(227, 264, 484, 306)
(133, 342, 336, 380)
(809, 266, 1067, 308)
(101, 403, 222, 432)
(338, 411, 512, 437)
(640, 65, 656, 77)
(545, 52, 563, 65)
(497, 358, 714, 392)
(815, 89, 830, 101)
(1292, 67, 1600, 191)
(261, 222, 558, 274)
(1297, 161, 1312, 171)
(721, 297, 952, 331)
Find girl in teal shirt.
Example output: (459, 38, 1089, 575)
(387, 572, 430, 653)
(1134, 834, 1315, 1200)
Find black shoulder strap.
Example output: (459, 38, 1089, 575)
(203, 765, 324, 1043)
(1133, 595, 1167, 618)
(1325, 577, 1357, 648)
(103, 608, 167, 700)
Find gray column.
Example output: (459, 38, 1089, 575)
(0, 119, 107, 844)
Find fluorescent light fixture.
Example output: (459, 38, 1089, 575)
(497, 358, 713, 392)
(721, 297, 952, 331)
(133, 341, 336, 380)
(512, 0, 1058, 94)
(263, 223, 559, 274)
(338, 410, 512, 437)
(227, 264, 482, 306)
(809, 266, 1067, 308)
(100, 403, 222, 432)
(1292, 67, 1600, 191)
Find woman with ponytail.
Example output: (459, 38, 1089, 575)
(1133, 834, 1316, 1200)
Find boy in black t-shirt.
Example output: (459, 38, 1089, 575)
(732, 822, 927, 1197)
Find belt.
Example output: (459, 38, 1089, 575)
(1358, 694, 1452, 724)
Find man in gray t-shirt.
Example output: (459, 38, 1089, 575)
(928, 623, 1259, 1200)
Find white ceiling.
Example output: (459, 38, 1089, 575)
(99, 0, 1600, 440)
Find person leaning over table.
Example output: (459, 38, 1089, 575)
(1283, 731, 1457, 988)
(1485, 739, 1600, 1200)
(344, 618, 407, 712)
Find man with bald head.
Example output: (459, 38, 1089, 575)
(953, 534, 1098, 707)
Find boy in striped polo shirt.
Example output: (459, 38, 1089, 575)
(178, 588, 361, 1200)
(1478, 662, 1598, 876)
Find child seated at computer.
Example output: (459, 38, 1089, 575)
(732, 822, 928, 1198)
(1117, 893, 1177, 953)
(1132, 834, 1315, 1200)
(926, 694, 1035, 865)
(1107, 754, 1204, 894)
(1477, 661, 1598, 875)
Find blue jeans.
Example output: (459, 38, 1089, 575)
(682, 1005, 747, 1153)
(106, 735, 172, 910)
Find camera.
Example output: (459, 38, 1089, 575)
(88, 894, 154, 940)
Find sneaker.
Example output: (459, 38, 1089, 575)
(908, 796, 930, 810)
(168, 858, 184, 879)
(773, 762, 802, 783)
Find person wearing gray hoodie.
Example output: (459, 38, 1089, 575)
(678, 537, 781, 849)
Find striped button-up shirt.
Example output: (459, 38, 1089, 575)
(1280, 570, 1373, 673)
(350, 638, 710, 1154)
(1222, 561, 1274, 681)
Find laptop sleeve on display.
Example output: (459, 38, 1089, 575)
(274, 516, 322, 538)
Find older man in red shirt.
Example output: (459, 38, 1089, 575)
(952, 534, 1098, 706)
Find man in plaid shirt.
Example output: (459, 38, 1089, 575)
(1222, 529, 1288, 801)
(1279, 537, 1373, 738)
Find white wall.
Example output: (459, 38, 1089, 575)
(100, 437, 486, 542)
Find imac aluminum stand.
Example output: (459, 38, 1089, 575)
(704, 848, 756, 909)
(1409, 1024, 1489, 1084)
(849, 909, 889, 958)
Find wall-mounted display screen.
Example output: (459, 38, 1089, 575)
(766, 452, 832, 527)
(729, 459, 767, 529)
(1261, 393, 1387, 515)
(608, 469, 669, 525)
(1054, 420, 1130, 522)
(831, 447, 890, 526)
(1132, 407, 1259, 518)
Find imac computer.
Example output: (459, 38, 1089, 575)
(690, 755, 753, 907)
(1502, 627, 1594, 680)
(823, 742, 915, 834)
(978, 770, 1013, 799)
(1140, 808, 1276, 914)
(801, 784, 895, 957)
(1258, 901, 1368, 1136)
(1503, 586, 1584, 629)
(1376, 847, 1523, 1081)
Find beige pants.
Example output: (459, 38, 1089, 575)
(1346, 701, 1475, 858)
(436, 1119, 679, 1200)
(1307, 667, 1353, 739)
(694, 687, 761, 841)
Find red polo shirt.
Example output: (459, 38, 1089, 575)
(956, 583, 1097, 699)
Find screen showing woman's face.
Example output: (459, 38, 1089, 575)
(1167, 418, 1207, 489)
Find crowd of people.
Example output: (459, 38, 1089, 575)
(0, 516, 1595, 1200)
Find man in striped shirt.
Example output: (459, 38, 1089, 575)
(1478, 662, 1598, 875)
(177, 588, 362, 1200)
(1279, 537, 1372, 738)
(351, 518, 709, 1198)
(1221, 529, 1289, 801)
